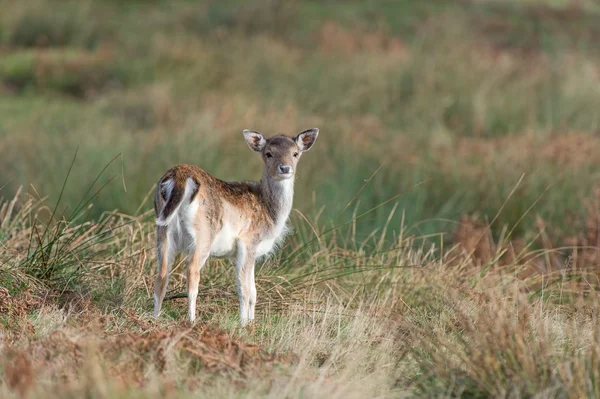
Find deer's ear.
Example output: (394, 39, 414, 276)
(243, 130, 266, 152)
(295, 128, 319, 152)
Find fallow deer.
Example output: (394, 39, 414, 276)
(153, 128, 319, 325)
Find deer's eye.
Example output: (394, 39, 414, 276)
(293, 152, 299, 158)
(265, 152, 273, 158)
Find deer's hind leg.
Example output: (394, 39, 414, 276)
(154, 225, 173, 317)
(186, 242, 211, 322)
(185, 213, 213, 322)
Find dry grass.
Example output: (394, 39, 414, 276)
(1, 187, 600, 398)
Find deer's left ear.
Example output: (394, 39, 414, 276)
(243, 130, 267, 152)
(295, 128, 319, 152)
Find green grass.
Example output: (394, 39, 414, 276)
(1, 0, 600, 243)
(0, 48, 129, 97)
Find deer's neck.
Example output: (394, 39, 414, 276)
(260, 173, 295, 227)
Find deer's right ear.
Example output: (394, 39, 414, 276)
(243, 130, 266, 152)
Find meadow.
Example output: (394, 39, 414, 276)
(1, 0, 600, 397)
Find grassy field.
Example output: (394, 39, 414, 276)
(2, 0, 600, 397)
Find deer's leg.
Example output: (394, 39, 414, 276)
(154, 225, 173, 317)
(187, 240, 211, 322)
(235, 241, 256, 326)
(248, 262, 257, 322)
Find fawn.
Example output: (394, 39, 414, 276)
(153, 128, 319, 325)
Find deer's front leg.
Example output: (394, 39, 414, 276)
(248, 262, 257, 322)
(235, 241, 256, 326)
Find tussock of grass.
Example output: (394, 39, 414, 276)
(0, 48, 128, 97)
(0, 0, 105, 49)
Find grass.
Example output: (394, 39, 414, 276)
(2, 0, 600, 397)
(0, 48, 129, 97)
(2, 0, 600, 240)
(1, 183, 599, 398)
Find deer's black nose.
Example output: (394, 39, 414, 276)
(279, 165, 292, 174)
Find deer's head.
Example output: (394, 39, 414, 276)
(243, 129, 319, 181)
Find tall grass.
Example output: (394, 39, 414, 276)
(1, 180, 599, 397)
(2, 0, 600, 241)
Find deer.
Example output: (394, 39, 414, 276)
(152, 128, 319, 325)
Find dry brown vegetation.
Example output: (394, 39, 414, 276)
(1, 182, 600, 397)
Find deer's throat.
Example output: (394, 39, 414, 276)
(260, 174, 295, 226)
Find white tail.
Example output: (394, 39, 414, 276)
(155, 178, 197, 227)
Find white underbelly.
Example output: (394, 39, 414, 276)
(256, 238, 277, 257)
(256, 223, 289, 258)
(208, 221, 289, 258)
(210, 222, 236, 257)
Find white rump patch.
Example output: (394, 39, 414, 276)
(158, 178, 199, 254)
(155, 179, 175, 226)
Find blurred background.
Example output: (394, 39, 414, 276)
(1, 0, 600, 245)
